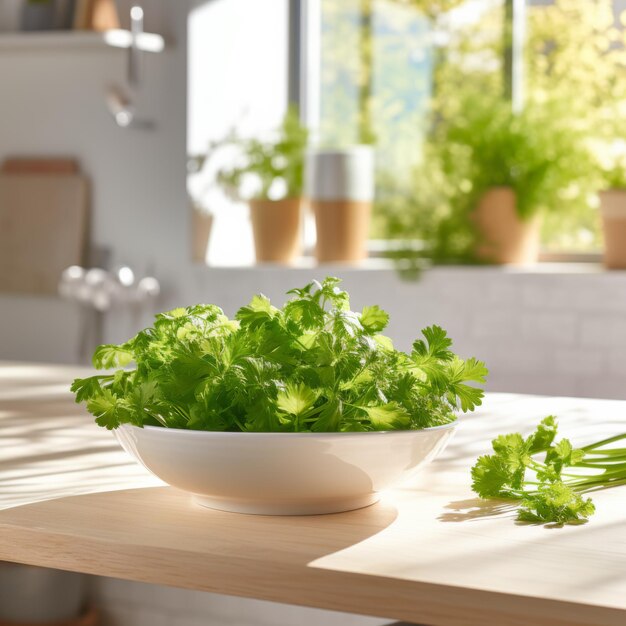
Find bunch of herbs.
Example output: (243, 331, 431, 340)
(72, 277, 487, 432)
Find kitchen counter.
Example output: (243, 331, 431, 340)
(0, 362, 624, 626)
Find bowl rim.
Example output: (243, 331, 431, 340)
(117, 418, 458, 438)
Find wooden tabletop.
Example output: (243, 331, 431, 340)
(1, 362, 625, 626)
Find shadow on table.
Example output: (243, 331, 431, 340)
(439, 496, 593, 528)
(438, 497, 518, 522)
(0, 485, 399, 568)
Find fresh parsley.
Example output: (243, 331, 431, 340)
(471, 416, 626, 524)
(72, 277, 487, 432)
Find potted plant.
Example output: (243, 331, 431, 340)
(437, 98, 593, 265)
(594, 139, 626, 269)
(216, 108, 308, 264)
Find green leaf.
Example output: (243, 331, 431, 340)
(518, 483, 595, 525)
(92, 344, 134, 369)
(331, 309, 363, 339)
(276, 383, 318, 417)
(445, 357, 488, 412)
(360, 305, 390, 333)
(363, 402, 411, 430)
(243, 398, 281, 432)
(317, 277, 350, 310)
(545, 438, 585, 472)
(491, 433, 531, 476)
(528, 415, 558, 453)
(284, 298, 325, 329)
(87, 389, 122, 429)
(127, 381, 159, 426)
(471, 454, 517, 498)
(312, 398, 342, 432)
(71, 375, 106, 403)
(413, 325, 454, 361)
(161, 307, 187, 319)
(236, 294, 279, 329)
(374, 334, 394, 351)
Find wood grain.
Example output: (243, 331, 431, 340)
(1, 362, 625, 626)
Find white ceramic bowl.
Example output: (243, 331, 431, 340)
(114, 422, 456, 515)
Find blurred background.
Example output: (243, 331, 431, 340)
(2, 0, 626, 399)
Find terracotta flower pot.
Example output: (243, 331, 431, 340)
(191, 211, 213, 263)
(474, 187, 542, 265)
(312, 200, 372, 263)
(306, 147, 374, 264)
(249, 198, 302, 264)
(599, 189, 626, 269)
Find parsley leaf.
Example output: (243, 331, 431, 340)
(360, 305, 390, 334)
(73, 276, 487, 433)
(92, 345, 134, 369)
(471, 416, 626, 525)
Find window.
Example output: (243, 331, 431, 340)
(301, 0, 619, 254)
(188, 0, 625, 265)
(187, 0, 289, 265)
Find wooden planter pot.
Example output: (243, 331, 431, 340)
(599, 189, 626, 269)
(312, 199, 371, 263)
(249, 198, 302, 264)
(474, 187, 541, 265)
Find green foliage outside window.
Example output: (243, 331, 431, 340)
(321, 0, 626, 259)
(383, 95, 596, 264)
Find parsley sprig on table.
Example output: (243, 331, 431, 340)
(471, 416, 626, 524)
(72, 277, 487, 432)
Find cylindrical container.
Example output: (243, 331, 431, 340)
(474, 186, 542, 265)
(0, 563, 85, 623)
(249, 198, 302, 264)
(306, 146, 374, 263)
(599, 189, 626, 269)
(191, 210, 213, 264)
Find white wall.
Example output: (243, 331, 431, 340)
(187, 0, 289, 266)
(178, 264, 626, 401)
(0, 0, 190, 361)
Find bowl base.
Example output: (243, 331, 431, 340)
(192, 492, 380, 515)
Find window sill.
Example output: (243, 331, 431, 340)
(191, 259, 623, 276)
(195, 238, 606, 272)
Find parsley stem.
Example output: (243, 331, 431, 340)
(581, 434, 626, 451)
(569, 476, 626, 491)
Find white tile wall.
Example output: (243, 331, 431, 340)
(178, 265, 626, 400)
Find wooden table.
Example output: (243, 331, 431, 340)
(0, 362, 625, 626)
